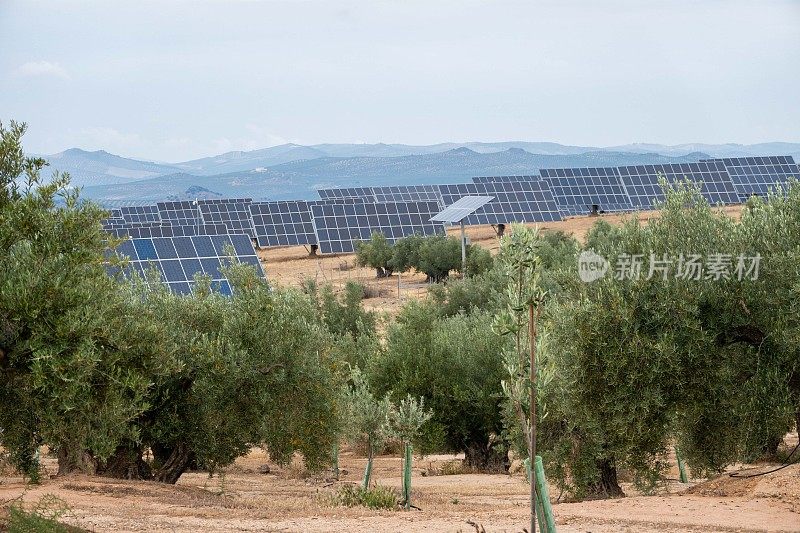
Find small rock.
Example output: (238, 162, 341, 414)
(258, 464, 271, 474)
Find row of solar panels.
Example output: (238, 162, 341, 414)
(471, 156, 798, 216)
(103, 155, 798, 258)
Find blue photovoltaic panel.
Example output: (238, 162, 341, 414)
(198, 200, 255, 237)
(249, 200, 318, 248)
(617, 161, 740, 209)
(438, 181, 562, 225)
(157, 201, 202, 226)
(109, 225, 175, 239)
(317, 187, 376, 200)
(472, 175, 539, 184)
(703, 156, 799, 201)
(540, 167, 635, 216)
(317, 185, 443, 206)
(108, 234, 264, 295)
(371, 185, 444, 206)
(249, 199, 369, 248)
(310, 201, 445, 254)
(119, 205, 161, 224)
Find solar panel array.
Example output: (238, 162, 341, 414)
(539, 167, 634, 216)
(438, 181, 562, 225)
(248, 199, 369, 248)
(618, 161, 740, 209)
(310, 201, 444, 254)
(97, 153, 796, 261)
(109, 234, 264, 295)
(703, 156, 799, 201)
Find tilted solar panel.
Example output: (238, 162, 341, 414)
(431, 196, 494, 223)
(540, 167, 635, 216)
(249, 199, 370, 248)
(472, 175, 539, 184)
(119, 205, 161, 224)
(438, 181, 562, 225)
(198, 200, 255, 237)
(310, 201, 445, 254)
(617, 161, 740, 209)
(371, 185, 444, 206)
(157, 201, 202, 226)
(109, 234, 264, 296)
(703, 156, 799, 201)
(249, 200, 318, 248)
(317, 187, 376, 200)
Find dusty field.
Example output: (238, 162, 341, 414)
(1, 444, 798, 532)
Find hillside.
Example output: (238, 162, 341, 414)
(41, 141, 800, 195)
(79, 148, 708, 202)
(43, 148, 180, 187)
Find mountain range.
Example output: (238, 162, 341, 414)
(37, 141, 800, 203)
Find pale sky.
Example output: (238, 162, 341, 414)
(1, 0, 798, 162)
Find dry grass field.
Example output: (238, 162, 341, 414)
(5, 205, 798, 532)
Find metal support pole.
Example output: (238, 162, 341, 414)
(460, 220, 467, 276)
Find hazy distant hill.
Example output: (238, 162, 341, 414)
(80, 148, 709, 202)
(43, 141, 800, 195)
(43, 148, 180, 187)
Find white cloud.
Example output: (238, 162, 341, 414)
(15, 60, 70, 80)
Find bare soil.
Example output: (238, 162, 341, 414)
(1, 445, 798, 532)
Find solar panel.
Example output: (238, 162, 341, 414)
(119, 205, 161, 224)
(157, 201, 202, 226)
(438, 181, 562, 225)
(540, 167, 635, 216)
(310, 201, 445, 254)
(472, 175, 539, 184)
(170, 223, 231, 237)
(249, 200, 318, 248)
(109, 225, 175, 239)
(198, 200, 255, 237)
(317, 187, 376, 200)
(109, 234, 264, 296)
(249, 199, 371, 248)
(703, 156, 799, 201)
(431, 196, 494, 223)
(617, 161, 740, 209)
(371, 185, 444, 206)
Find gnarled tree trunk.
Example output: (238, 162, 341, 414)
(153, 442, 195, 484)
(56, 447, 97, 476)
(99, 443, 151, 480)
(589, 458, 624, 498)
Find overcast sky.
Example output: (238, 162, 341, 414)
(1, 0, 798, 162)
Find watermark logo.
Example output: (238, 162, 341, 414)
(578, 250, 610, 282)
(578, 251, 761, 283)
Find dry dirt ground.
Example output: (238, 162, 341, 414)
(7, 205, 795, 533)
(1, 443, 798, 533)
